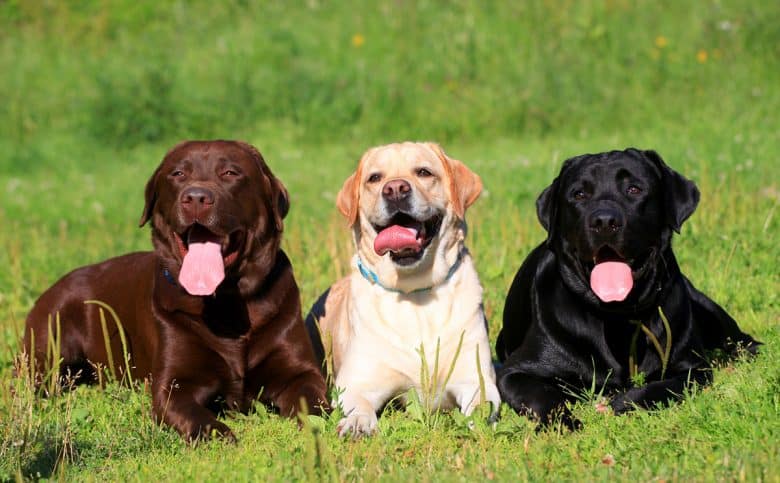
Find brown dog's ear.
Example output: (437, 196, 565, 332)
(269, 176, 290, 231)
(236, 141, 290, 232)
(139, 166, 161, 227)
(428, 143, 482, 219)
(641, 149, 700, 233)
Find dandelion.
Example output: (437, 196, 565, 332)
(655, 36, 668, 48)
(697, 49, 708, 63)
(351, 33, 365, 48)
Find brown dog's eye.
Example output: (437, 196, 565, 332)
(171, 170, 185, 178)
(367, 173, 382, 183)
(573, 190, 588, 201)
(416, 167, 433, 178)
(222, 169, 240, 177)
(627, 185, 642, 195)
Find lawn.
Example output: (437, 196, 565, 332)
(0, 1, 778, 481)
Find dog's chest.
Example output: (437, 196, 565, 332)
(349, 274, 483, 370)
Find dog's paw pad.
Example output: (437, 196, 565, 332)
(337, 413, 378, 438)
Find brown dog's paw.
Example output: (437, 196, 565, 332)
(184, 420, 236, 445)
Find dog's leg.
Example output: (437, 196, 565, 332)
(445, 341, 501, 417)
(497, 370, 579, 428)
(267, 367, 329, 417)
(334, 360, 401, 438)
(610, 369, 711, 414)
(152, 379, 235, 443)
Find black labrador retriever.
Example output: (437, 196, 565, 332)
(496, 148, 758, 426)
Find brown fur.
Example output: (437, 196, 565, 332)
(24, 140, 327, 442)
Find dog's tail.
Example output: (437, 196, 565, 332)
(304, 288, 330, 374)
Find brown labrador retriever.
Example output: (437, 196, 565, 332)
(23, 140, 327, 442)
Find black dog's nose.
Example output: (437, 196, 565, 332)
(180, 186, 215, 206)
(588, 208, 624, 233)
(382, 179, 412, 202)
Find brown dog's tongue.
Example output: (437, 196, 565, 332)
(179, 242, 225, 296)
(373, 225, 421, 256)
(590, 261, 633, 302)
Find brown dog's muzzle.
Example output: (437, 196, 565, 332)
(180, 186, 216, 223)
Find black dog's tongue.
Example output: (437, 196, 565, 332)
(590, 261, 633, 302)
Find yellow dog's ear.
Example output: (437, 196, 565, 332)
(427, 143, 482, 219)
(336, 153, 366, 226)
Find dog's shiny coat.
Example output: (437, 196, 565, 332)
(24, 141, 327, 441)
(306, 142, 500, 437)
(496, 149, 758, 426)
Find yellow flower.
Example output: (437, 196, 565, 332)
(351, 34, 365, 48)
(655, 36, 668, 48)
(696, 49, 708, 63)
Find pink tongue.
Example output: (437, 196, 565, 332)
(178, 242, 225, 296)
(373, 225, 421, 256)
(590, 261, 633, 302)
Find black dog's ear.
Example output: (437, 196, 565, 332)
(643, 150, 700, 233)
(536, 180, 557, 234)
(139, 165, 161, 227)
(536, 155, 581, 238)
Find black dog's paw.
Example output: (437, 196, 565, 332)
(610, 389, 646, 415)
(610, 396, 633, 415)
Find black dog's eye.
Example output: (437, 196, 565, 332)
(627, 185, 642, 195)
(416, 167, 433, 178)
(367, 173, 382, 183)
(572, 190, 588, 201)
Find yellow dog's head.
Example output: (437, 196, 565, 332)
(337, 142, 482, 291)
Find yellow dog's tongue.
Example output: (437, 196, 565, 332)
(373, 225, 421, 256)
(179, 241, 225, 296)
(590, 261, 633, 302)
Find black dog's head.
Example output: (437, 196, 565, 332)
(537, 149, 699, 307)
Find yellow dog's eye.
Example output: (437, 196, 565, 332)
(367, 173, 382, 183)
(416, 168, 433, 177)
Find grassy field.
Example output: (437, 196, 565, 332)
(1, 0, 778, 480)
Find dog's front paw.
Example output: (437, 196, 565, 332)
(337, 412, 378, 438)
(183, 419, 236, 444)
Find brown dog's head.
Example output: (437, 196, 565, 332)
(337, 142, 482, 291)
(140, 140, 289, 296)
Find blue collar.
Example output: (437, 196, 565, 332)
(356, 250, 464, 294)
(162, 268, 178, 287)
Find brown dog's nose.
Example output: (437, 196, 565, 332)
(382, 179, 412, 202)
(180, 186, 215, 208)
(588, 208, 624, 233)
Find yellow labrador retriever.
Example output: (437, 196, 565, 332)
(305, 142, 500, 437)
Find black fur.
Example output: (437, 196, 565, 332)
(496, 149, 759, 427)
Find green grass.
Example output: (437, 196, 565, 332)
(1, 0, 778, 480)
